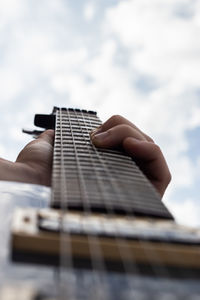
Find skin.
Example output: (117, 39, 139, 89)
(0, 115, 171, 196)
(90, 115, 171, 197)
(0, 130, 54, 186)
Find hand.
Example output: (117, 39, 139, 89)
(0, 130, 54, 186)
(90, 115, 171, 197)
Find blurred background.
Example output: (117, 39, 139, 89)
(0, 0, 200, 226)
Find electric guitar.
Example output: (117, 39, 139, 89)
(0, 107, 200, 299)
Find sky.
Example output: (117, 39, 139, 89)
(0, 0, 200, 226)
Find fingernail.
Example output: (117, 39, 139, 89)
(93, 131, 109, 142)
(90, 126, 102, 136)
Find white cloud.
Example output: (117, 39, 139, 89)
(0, 69, 23, 102)
(170, 199, 200, 227)
(0, 145, 6, 158)
(84, 2, 96, 21)
(104, 0, 200, 86)
(0, 0, 26, 25)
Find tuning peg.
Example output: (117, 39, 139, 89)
(22, 128, 44, 138)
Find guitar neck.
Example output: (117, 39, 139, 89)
(51, 107, 173, 220)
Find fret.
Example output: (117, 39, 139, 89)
(52, 187, 158, 202)
(52, 183, 157, 202)
(54, 149, 131, 160)
(57, 125, 96, 130)
(52, 173, 148, 185)
(54, 151, 132, 164)
(53, 170, 128, 179)
(59, 140, 91, 146)
(54, 130, 89, 139)
(59, 116, 100, 123)
(53, 164, 149, 181)
(52, 166, 152, 186)
(56, 118, 100, 125)
(58, 154, 130, 168)
(52, 194, 163, 210)
(61, 134, 89, 139)
(100, 151, 131, 160)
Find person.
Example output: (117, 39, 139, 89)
(0, 115, 171, 197)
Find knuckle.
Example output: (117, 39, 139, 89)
(109, 114, 125, 124)
(109, 123, 132, 134)
(152, 143, 171, 186)
(118, 124, 133, 132)
(152, 143, 161, 154)
(146, 135, 154, 143)
(166, 171, 172, 185)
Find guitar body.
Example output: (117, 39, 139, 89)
(0, 180, 200, 300)
(1, 181, 200, 299)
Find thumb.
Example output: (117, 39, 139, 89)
(37, 129, 55, 145)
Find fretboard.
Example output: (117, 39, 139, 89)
(51, 108, 173, 219)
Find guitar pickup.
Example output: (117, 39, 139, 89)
(22, 129, 44, 138)
(11, 208, 200, 276)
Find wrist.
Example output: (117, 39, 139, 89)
(0, 159, 42, 185)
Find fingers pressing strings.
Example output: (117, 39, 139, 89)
(91, 115, 154, 143)
(123, 137, 171, 197)
(91, 124, 146, 148)
(90, 115, 152, 149)
(90, 115, 171, 197)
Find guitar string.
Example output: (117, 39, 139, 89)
(78, 110, 196, 294)
(76, 110, 144, 296)
(80, 112, 173, 282)
(63, 109, 111, 300)
(68, 109, 163, 284)
(85, 116, 197, 281)
(73, 109, 133, 297)
(56, 108, 78, 300)
(83, 113, 194, 290)
(59, 108, 173, 298)
(67, 109, 111, 300)
(55, 109, 189, 298)
(79, 110, 153, 296)
(55, 108, 76, 299)
(72, 110, 114, 297)
(54, 110, 87, 299)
